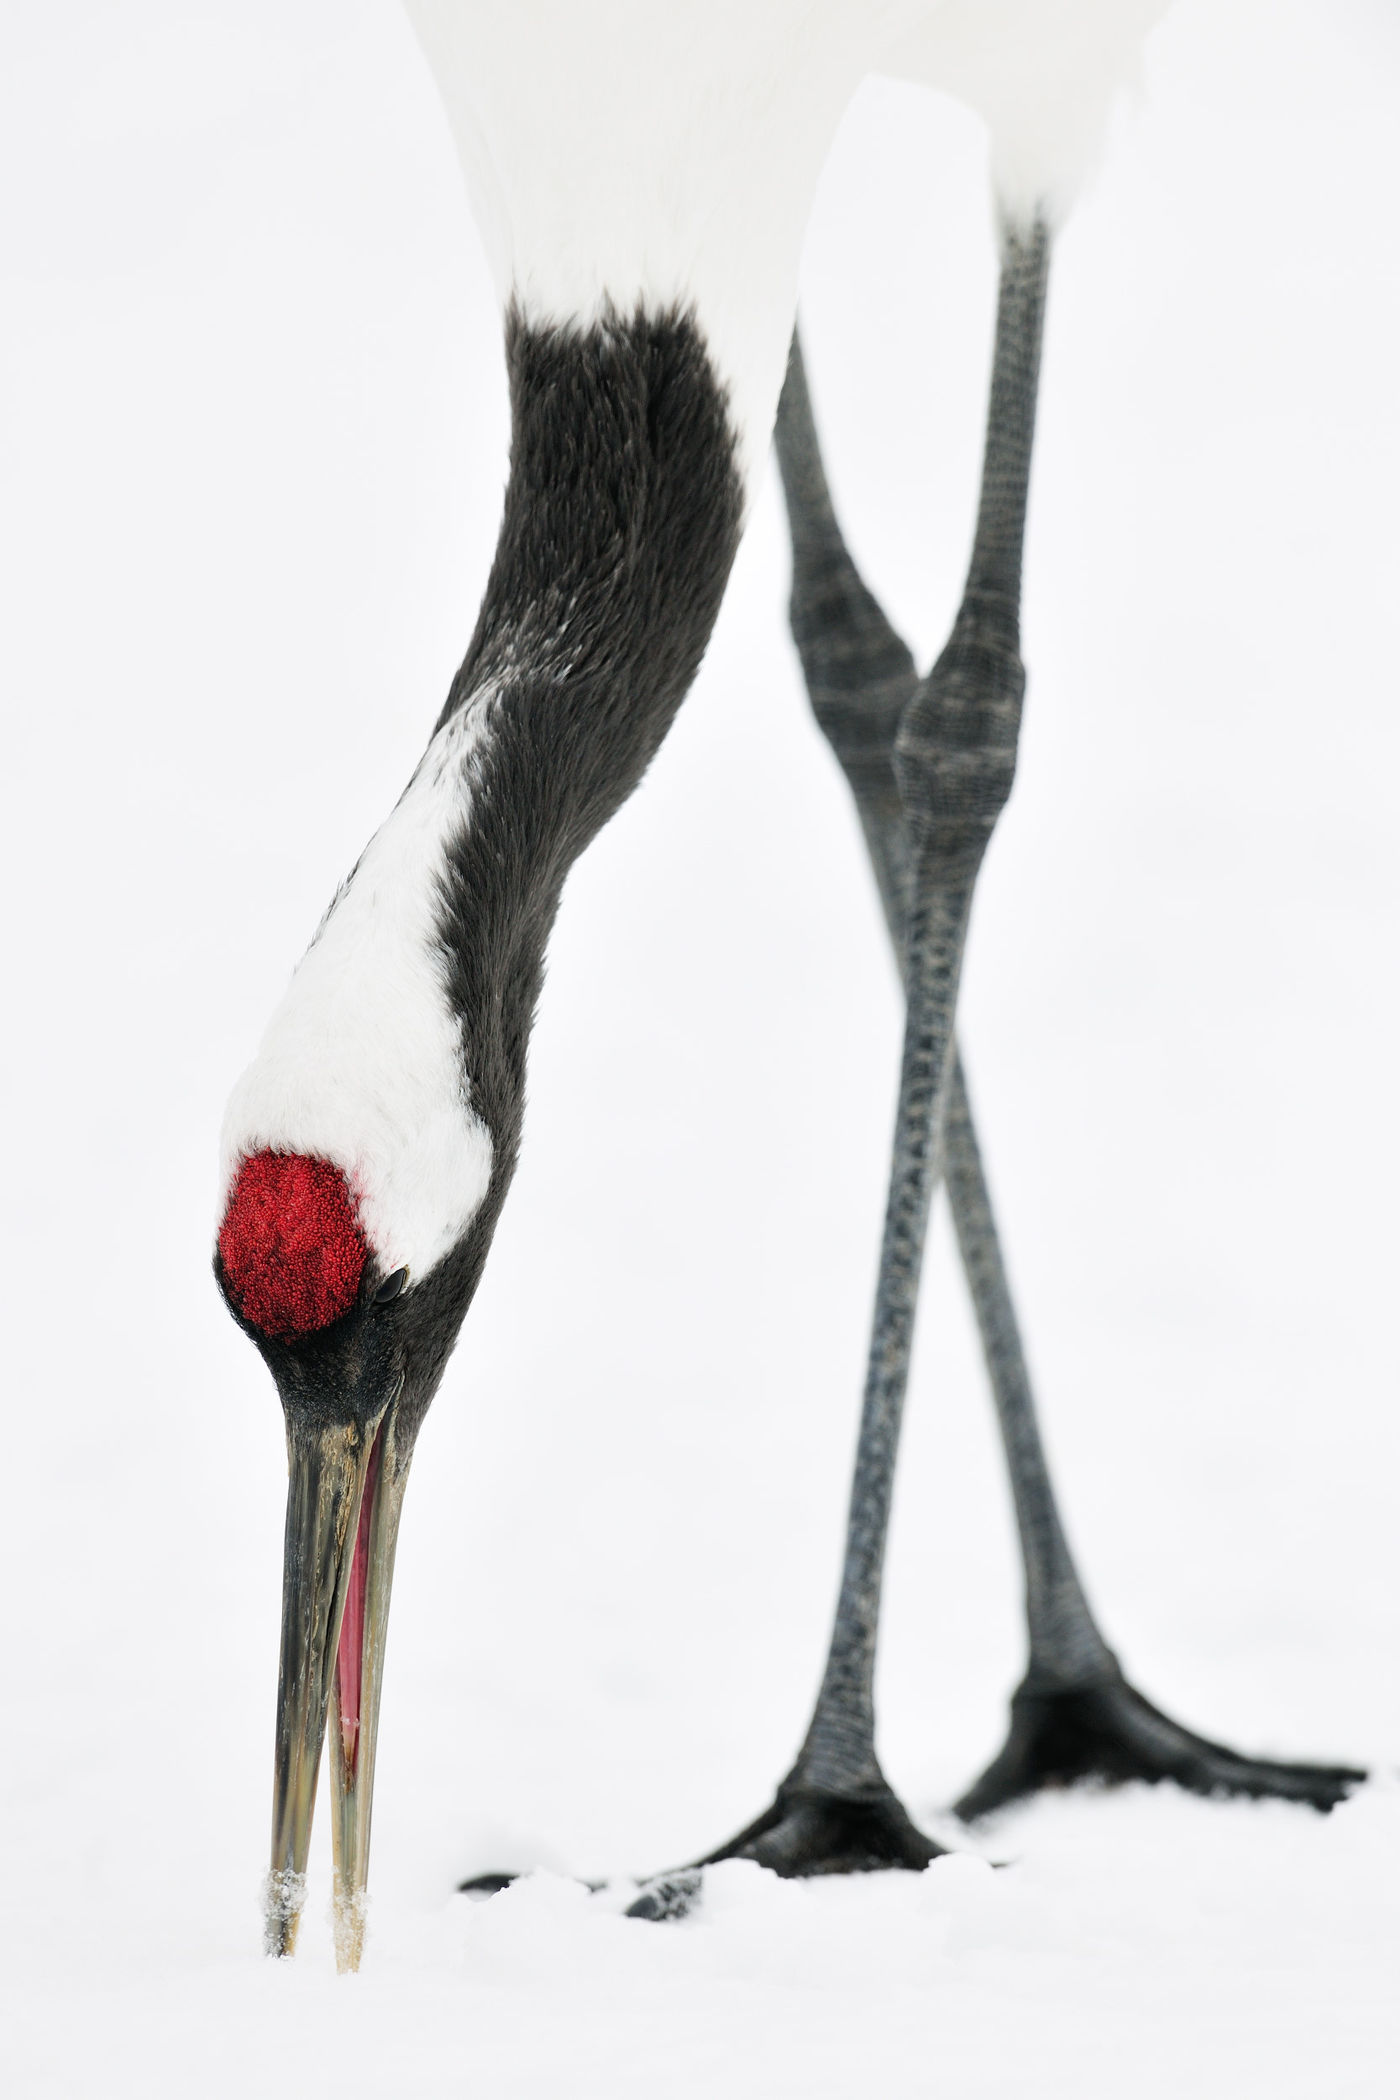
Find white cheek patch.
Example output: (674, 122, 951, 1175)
(220, 699, 497, 1283)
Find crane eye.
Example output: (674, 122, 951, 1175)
(372, 1267, 408, 1305)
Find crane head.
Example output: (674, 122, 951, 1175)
(215, 1139, 500, 1971)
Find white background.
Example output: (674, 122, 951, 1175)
(1, 2, 1397, 2094)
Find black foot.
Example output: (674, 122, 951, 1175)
(623, 1778, 945, 1921)
(956, 1673, 1365, 1822)
(704, 1777, 945, 1879)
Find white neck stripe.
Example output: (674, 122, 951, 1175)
(220, 698, 497, 1282)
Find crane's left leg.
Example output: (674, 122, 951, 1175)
(630, 220, 1053, 1909)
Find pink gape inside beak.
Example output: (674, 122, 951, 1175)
(336, 1428, 384, 1773)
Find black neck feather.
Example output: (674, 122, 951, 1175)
(433, 302, 744, 1203)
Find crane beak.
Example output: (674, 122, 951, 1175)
(265, 1400, 408, 1972)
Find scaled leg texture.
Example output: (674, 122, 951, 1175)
(634, 223, 1358, 1913)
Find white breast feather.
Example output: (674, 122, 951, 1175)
(403, 0, 886, 497)
(403, 1, 1168, 490)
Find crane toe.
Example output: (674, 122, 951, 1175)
(955, 1673, 1365, 1823)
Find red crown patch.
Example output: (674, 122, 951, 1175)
(219, 1151, 367, 1338)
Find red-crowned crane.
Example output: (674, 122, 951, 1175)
(213, 0, 1363, 1970)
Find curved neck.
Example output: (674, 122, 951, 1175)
(444, 303, 743, 843)
(429, 303, 745, 1170)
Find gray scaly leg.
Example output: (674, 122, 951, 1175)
(631, 230, 1360, 1925)
(658, 221, 1052, 1887)
(629, 225, 1362, 1926)
(773, 285, 1115, 1712)
(763, 238, 1361, 1832)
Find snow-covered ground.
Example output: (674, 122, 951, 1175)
(2, 3, 1397, 2094)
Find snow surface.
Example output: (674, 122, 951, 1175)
(2, 2, 1398, 2095)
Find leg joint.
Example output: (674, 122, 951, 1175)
(894, 601, 1026, 851)
(790, 566, 916, 773)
